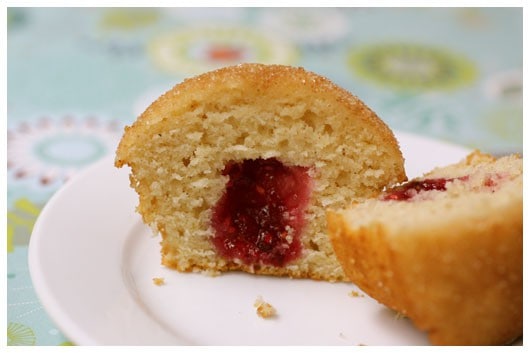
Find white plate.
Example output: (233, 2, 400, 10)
(29, 131, 471, 345)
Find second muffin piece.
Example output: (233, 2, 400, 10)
(327, 151, 522, 344)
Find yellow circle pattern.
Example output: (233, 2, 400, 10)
(349, 43, 477, 91)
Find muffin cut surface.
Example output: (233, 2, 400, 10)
(115, 63, 406, 281)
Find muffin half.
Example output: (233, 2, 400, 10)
(115, 63, 406, 281)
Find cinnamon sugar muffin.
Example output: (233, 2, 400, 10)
(327, 151, 522, 344)
(115, 63, 406, 281)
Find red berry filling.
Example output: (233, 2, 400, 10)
(211, 158, 312, 267)
(381, 176, 469, 201)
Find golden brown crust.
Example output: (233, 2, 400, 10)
(327, 152, 523, 345)
(116, 64, 402, 168)
(329, 209, 522, 345)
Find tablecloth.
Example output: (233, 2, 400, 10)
(6, 7, 522, 346)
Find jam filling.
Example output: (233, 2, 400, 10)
(381, 176, 469, 201)
(211, 158, 312, 267)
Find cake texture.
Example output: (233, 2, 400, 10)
(327, 151, 522, 344)
(115, 63, 406, 282)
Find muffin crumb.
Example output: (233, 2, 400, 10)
(152, 277, 165, 286)
(254, 296, 276, 318)
(348, 290, 365, 298)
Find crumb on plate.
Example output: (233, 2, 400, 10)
(348, 290, 365, 298)
(152, 277, 165, 286)
(394, 311, 406, 320)
(254, 296, 277, 319)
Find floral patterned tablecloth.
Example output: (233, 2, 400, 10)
(6, 7, 522, 346)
